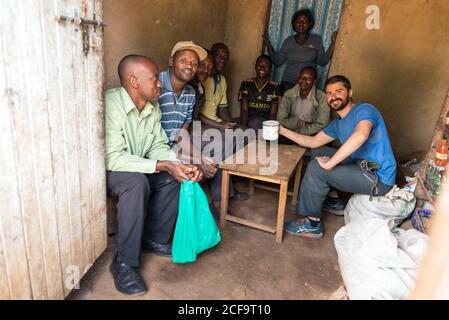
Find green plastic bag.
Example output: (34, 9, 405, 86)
(172, 180, 221, 264)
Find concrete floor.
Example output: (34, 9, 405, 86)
(68, 181, 346, 300)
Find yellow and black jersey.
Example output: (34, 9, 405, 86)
(238, 78, 281, 118)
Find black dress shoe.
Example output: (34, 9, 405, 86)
(141, 239, 172, 257)
(110, 254, 147, 296)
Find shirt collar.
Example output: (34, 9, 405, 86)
(160, 70, 173, 92)
(296, 84, 316, 100)
(119, 87, 156, 116)
(160, 70, 190, 97)
(213, 73, 222, 94)
(297, 85, 316, 100)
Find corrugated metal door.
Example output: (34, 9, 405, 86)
(0, 0, 106, 299)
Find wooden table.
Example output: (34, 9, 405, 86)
(219, 140, 306, 243)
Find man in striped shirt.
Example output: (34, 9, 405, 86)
(159, 41, 217, 179)
(158, 41, 206, 146)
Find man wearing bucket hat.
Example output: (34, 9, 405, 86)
(158, 41, 216, 177)
(159, 41, 208, 145)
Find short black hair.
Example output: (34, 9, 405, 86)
(210, 43, 229, 56)
(291, 8, 315, 32)
(118, 54, 145, 83)
(325, 75, 352, 91)
(256, 54, 272, 67)
(299, 66, 317, 79)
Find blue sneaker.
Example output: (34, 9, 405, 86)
(323, 197, 346, 216)
(284, 217, 323, 238)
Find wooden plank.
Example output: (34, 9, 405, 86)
(20, 0, 67, 300)
(225, 215, 276, 234)
(220, 170, 230, 228)
(77, 1, 95, 272)
(57, 0, 87, 290)
(1, 0, 106, 299)
(0, 10, 32, 298)
(276, 181, 289, 243)
(0, 227, 11, 299)
(0, 4, 33, 297)
(220, 140, 306, 181)
(224, 170, 281, 184)
(72, 0, 95, 273)
(0, 99, 32, 299)
(39, 0, 74, 298)
(87, 0, 107, 260)
(292, 158, 304, 206)
(253, 183, 294, 196)
(248, 179, 255, 196)
(0, 2, 12, 299)
(2, 0, 49, 299)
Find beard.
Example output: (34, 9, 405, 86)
(329, 96, 350, 111)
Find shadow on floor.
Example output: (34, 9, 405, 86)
(67, 181, 345, 300)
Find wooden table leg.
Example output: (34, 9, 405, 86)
(292, 158, 303, 206)
(249, 179, 255, 196)
(220, 170, 230, 228)
(276, 180, 289, 243)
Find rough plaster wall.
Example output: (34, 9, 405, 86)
(223, 0, 270, 117)
(103, 0, 227, 89)
(330, 0, 449, 161)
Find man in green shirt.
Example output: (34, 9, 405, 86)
(277, 67, 330, 144)
(106, 54, 202, 296)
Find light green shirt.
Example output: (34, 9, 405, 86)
(105, 87, 177, 174)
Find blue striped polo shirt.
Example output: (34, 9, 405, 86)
(158, 70, 196, 145)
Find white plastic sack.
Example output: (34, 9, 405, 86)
(394, 228, 429, 266)
(334, 219, 422, 300)
(344, 186, 416, 226)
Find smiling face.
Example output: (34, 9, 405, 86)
(294, 14, 312, 34)
(170, 49, 199, 83)
(255, 57, 271, 79)
(325, 82, 353, 111)
(196, 55, 213, 83)
(298, 68, 316, 92)
(213, 47, 229, 73)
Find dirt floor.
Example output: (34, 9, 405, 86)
(68, 180, 347, 300)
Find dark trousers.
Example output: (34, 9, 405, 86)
(106, 171, 180, 267)
(247, 116, 268, 131)
(191, 123, 235, 203)
(297, 147, 393, 219)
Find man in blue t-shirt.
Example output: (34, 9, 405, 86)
(279, 75, 396, 238)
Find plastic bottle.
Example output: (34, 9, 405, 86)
(434, 139, 448, 168)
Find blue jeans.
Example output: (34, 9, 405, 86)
(297, 147, 393, 219)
